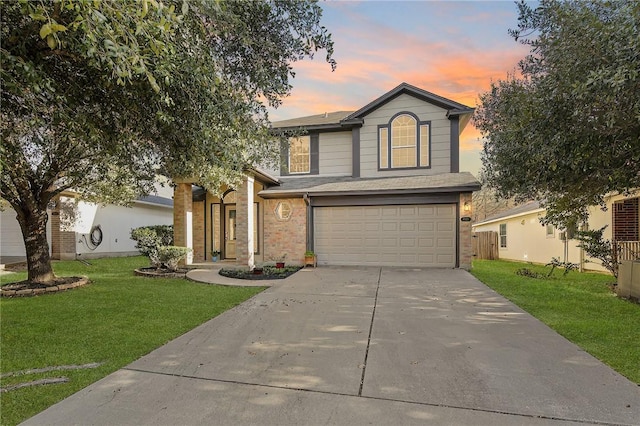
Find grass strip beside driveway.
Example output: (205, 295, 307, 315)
(0, 256, 265, 426)
(471, 260, 640, 384)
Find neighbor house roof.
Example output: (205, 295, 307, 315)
(259, 172, 480, 198)
(136, 195, 174, 208)
(271, 111, 356, 131)
(473, 201, 543, 226)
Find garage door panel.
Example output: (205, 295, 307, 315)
(418, 222, 434, 232)
(399, 222, 416, 232)
(399, 238, 416, 248)
(364, 223, 380, 231)
(437, 238, 454, 247)
(437, 222, 455, 232)
(314, 204, 456, 267)
(418, 238, 435, 248)
(382, 223, 397, 232)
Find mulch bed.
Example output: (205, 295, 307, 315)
(134, 267, 190, 279)
(0, 276, 89, 298)
(219, 266, 302, 280)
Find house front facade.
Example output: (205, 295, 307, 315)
(174, 83, 480, 269)
(472, 194, 640, 273)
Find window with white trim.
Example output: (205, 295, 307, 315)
(545, 224, 555, 238)
(289, 136, 310, 174)
(379, 113, 430, 169)
(499, 223, 507, 248)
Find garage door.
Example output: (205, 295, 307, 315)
(314, 204, 456, 267)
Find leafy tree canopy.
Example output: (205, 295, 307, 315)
(0, 0, 335, 283)
(475, 0, 640, 227)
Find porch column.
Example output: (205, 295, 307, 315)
(173, 182, 193, 265)
(236, 176, 255, 269)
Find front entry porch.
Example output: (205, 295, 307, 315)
(173, 175, 260, 269)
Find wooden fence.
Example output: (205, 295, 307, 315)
(617, 241, 640, 262)
(473, 231, 499, 260)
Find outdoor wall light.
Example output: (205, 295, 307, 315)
(463, 201, 471, 212)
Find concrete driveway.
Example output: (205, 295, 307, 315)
(23, 267, 640, 425)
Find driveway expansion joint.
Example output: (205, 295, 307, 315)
(358, 267, 382, 397)
(121, 367, 619, 426)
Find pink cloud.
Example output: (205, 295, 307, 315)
(270, 1, 529, 157)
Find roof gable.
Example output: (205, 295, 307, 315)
(343, 82, 474, 121)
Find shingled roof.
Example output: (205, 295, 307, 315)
(271, 111, 355, 130)
(259, 172, 480, 198)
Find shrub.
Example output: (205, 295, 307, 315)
(130, 225, 173, 267)
(516, 268, 543, 279)
(157, 246, 191, 271)
(546, 257, 579, 277)
(575, 226, 618, 278)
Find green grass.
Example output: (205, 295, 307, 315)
(0, 257, 265, 426)
(471, 259, 640, 384)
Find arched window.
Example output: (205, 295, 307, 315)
(379, 112, 430, 169)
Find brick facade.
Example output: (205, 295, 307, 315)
(173, 182, 193, 264)
(235, 177, 255, 267)
(613, 197, 639, 242)
(50, 200, 76, 260)
(458, 192, 473, 270)
(192, 200, 205, 262)
(263, 198, 307, 265)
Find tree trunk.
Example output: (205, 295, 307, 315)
(16, 207, 56, 284)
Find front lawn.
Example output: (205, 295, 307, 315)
(0, 256, 265, 426)
(471, 260, 640, 383)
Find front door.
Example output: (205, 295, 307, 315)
(225, 206, 236, 259)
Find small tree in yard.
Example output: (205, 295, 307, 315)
(575, 226, 619, 278)
(1, 0, 335, 285)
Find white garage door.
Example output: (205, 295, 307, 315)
(1, 209, 27, 257)
(314, 204, 456, 267)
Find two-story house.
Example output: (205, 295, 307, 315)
(173, 83, 480, 269)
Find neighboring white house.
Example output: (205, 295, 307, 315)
(472, 193, 640, 273)
(1, 182, 173, 261)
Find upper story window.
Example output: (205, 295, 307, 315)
(289, 136, 310, 174)
(379, 113, 430, 169)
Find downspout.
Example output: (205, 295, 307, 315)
(303, 193, 312, 252)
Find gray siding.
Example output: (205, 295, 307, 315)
(319, 131, 352, 176)
(360, 93, 451, 177)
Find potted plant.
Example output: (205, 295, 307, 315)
(211, 250, 221, 262)
(304, 250, 316, 267)
(275, 254, 286, 269)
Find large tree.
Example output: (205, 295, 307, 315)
(1, 0, 335, 284)
(475, 0, 640, 227)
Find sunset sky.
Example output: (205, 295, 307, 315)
(269, 0, 532, 176)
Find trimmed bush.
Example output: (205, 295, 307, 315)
(157, 246, 191, 271)
(130, 225, 173, 267)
